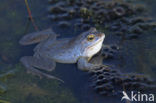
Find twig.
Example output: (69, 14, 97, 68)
(24, 0, 39, 31)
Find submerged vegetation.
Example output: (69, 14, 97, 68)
(0, 0, 155, 103)
(0, 0, 79, 103)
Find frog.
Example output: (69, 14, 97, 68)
(19, 28, 105, 82)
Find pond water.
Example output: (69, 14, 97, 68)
(0, 0, 155, 103)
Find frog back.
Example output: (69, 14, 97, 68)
(36, 38, 81, 63)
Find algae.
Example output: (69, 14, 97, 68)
(0, 0, 155, 103)
(0, 0, 79, 103)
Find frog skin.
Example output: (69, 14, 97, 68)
(19, 28, 105, 82)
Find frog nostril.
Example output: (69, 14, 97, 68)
(97, 33, 104, 37)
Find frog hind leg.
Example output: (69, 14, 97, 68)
(19, 28, 58, 45)
(20, 56, 64, 83)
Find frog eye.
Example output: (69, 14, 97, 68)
(87, 34, 95, 41)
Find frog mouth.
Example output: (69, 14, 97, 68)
(87, 38, 104, 49)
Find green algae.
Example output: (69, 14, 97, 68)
(0, 64, 78, 103)
(0, 0, 155, 103)
(0, 68, 17, 95)
(0, 99, 10, 103)
(0, 0, 79, 102)
(0, 70, 16, 82)
(0, 82, 7, 94)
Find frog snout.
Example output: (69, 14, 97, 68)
(98, 33, 105, 39)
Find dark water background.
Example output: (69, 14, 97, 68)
(0, 0, 156, 103)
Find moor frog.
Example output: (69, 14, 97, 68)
(19, 28, 105, 82)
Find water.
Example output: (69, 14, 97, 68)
(0, 0, 155, 103)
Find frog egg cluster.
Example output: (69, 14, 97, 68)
(47, 0, 156, 96)
(101, 44, 119, 59)
(89, 67, 156, 96)
(48, 0, 156, 40)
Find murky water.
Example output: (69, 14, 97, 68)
(0, 0, 155, 103)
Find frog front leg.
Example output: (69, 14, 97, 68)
(77, 57, 102, 71)
(20, 56, 63, 82)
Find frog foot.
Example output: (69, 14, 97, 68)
(26, 69, 64, 83)
(20, 56, 64, 83)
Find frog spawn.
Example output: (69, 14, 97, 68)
(89, 44, 156, 96)
(48, 0, 156, 40)
(101, 44, 120, 59)
(47, 0, 156, 96)
(89, 67, 156, 96)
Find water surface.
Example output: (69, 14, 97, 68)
(0, 0, 155, 103)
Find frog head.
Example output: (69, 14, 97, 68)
(78, 28, 105, 58)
